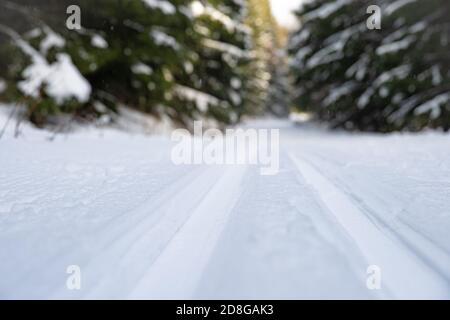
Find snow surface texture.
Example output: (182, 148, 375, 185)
(1, 111, 450, 299)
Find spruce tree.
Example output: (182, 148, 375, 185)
(267, 49, 291, 117)
(177, 0, 253, 126)
(0, 0, 260, 128)
(289, 0, 450, 132)
(0, 0, 197, 126)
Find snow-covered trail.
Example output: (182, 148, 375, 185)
(1, 117, 450, 299)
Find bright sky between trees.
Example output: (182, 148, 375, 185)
(269, 0, 305, 29)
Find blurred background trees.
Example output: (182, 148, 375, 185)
(288, 0, 450, 132)
(2, 0, 448, 133)
(246, 0, 290, 118)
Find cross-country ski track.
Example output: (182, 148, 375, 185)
(1, 118, 450, 299)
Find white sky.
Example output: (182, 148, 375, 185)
(269, 0, 305, 29)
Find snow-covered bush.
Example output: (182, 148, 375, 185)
(289, 0, 450, 132)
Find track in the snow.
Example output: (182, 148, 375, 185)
(130, 165, 247, 299)
(289, 153, 450, 299)
(2, 117, 450, 299)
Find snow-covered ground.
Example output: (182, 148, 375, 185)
(1, 110, 450, 299)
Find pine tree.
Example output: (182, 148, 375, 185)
(1, 0, 197, 126)
(175, 0, 253, 126)
(0, 0, 260, 128)
(288, 0, 450, 132)
(267, 49, 291, 117)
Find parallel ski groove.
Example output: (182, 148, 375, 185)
(130, 165, 247, 299)
(289, 153, 450, 299)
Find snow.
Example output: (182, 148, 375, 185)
(174, 85, 221, 112)
(289, 29, 310, 50)
(19, 53, 92, 104)
(388, 93, 422, 123)
(231, 78, 242, 89)
(1, 113, 450, 299)
(291, 46, 312, 68)
(431, 65, 442, 85)
(376, 36, 415, 55)
(142, 0, 176, 15)
(323, 24, 361, 47)
(229, 90, 242, 106)
(91, 35, 108, 49)
(374, 65, 411, 87)
(358, 65, 412, 108)
(304, 25, 361, 70)
(306, 45, 343, 69)
(381, 22, 425, 48)
(302, 0, 351, 23)
(131, 63, 153, 76)
(1, 26, 91, 104)
(323, 82, 357, 106)
(385, 0, 417, 16)
(409, 21, 427, 33)
(123, 19, 145, 33)
(290, 154, 449, 299)
(150, 30, 180, 50)
(202, 38, 247, 58)
(40, 27, 65, 55)
(414, 92, 450, 119)
(383, 28, 409, 45)
(346, 55, 369, 80)
(190, 1, 250, 34)
(357, 87, 375, 109)
(26, 28, 42, 38)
